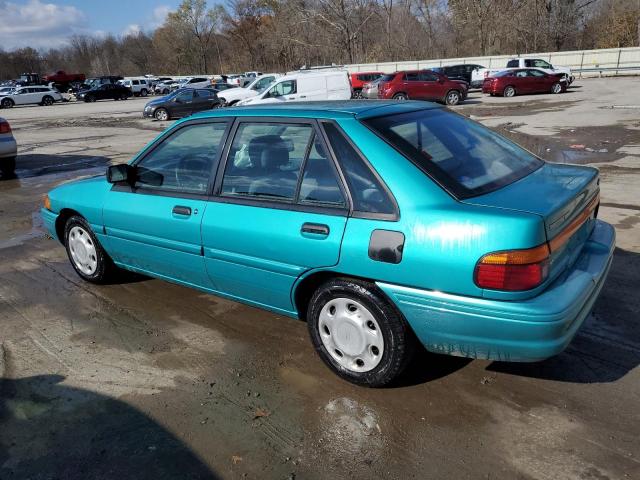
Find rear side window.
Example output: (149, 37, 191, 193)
(363, 109, 542, 199)
(507, 60, 519, 68)
(322, 122, 396, 215)
(380, 74, 396, 82)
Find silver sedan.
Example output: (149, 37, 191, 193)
(0, 117, 17, 176)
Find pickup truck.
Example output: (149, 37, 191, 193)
(471, 58, 573, 87)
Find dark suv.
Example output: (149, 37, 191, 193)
(377, 70, 468, 105)
(431, 64, 484, 87)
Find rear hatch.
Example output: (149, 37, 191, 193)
(464, 162, 600, 281)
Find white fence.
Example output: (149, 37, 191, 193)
(345, 47, 640, 77)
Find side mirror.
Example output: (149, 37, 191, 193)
(106, 164, 133, 184)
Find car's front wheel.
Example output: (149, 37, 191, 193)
(154, 108, 169, 121)
(445, 90, 461, 105)
(392, 93, 408, 101)
(1, 98, 14, 108)
(84, 95, 95, 103)
(64, 215, 118, 283)
(551, 82, 562, 94)
(140, 89, 148, 97)
(307, 278, 415, 387)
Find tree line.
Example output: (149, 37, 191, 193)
(1, 0, 638, 80)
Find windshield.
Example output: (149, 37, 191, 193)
(363, 108, 543, 198)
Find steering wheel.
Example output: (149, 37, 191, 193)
(174, 154, 211, 191)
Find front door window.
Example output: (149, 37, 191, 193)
(135, 122, 228, 194)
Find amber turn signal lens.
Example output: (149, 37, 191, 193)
(43, 194, 51, 211)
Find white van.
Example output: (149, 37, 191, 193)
(236, 71, 351, 106)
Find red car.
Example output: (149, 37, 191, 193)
(377, 70, 468, 105)
(350, 72, 383, 98)
(482, 69, 566, 97)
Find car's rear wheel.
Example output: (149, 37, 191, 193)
(0, 156, 16, 176)
(120, 93, 129, 100)
(503, 85, 516, 97)
(392, 93, 408, 101)
(307, 278, 415, 387)
(41, 95, 54, 106)
(352, 89, 363, 99)
(445, 90, 461, 105)
(162, 88, 169, 95)
(64, 215, 118, 283)
(154, 108, 169, 121)
(1, 98, 14, 108)
(551, 82, 562, 94)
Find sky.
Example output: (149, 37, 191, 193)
(0, 0, 185, 50)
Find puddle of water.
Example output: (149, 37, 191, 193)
(0, 211, 48, 249)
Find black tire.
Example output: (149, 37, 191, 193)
(140, 89, 148, 97)
(1, 98, 14, 108)
(0, 156, 16, 176)
(352, 89, 363, 99)
(392, 93, 408, 100)
(307, 277, 416, 387)
(154, 108, 169, 121)
(444, 89, 461, 105)
(64, 215, 118, 284)
(41, 95, 54, 106)
(503, 85, 516, 97)
(84, 95, 95, 103)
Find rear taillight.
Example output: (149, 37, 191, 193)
(474, 244, 550, 291)
(0, 120, 11, 134)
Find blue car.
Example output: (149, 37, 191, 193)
(41, 101, 615, 386)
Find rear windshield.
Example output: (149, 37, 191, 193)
(362, 109, 543, 198)
(494, 70, 513, 77)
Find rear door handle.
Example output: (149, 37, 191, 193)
(301, 223, 329, 236)
(172, 205, 192, 216)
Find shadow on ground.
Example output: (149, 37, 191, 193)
(1, 154, 110, 181)
(486, 247, 640, 383)
(0, 375, 219, 480)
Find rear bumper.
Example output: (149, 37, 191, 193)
(378, 220, 615, 362)
(0, 137, 17, 158)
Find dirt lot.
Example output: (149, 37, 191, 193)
(1, 78, 639, 480)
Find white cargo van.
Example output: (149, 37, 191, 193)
(236, 70, 351, 106)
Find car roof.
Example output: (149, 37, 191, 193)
(188, 100, 440, 121)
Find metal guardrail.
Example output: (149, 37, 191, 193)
(345, 47, 640, 77)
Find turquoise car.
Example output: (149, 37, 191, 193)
(41, 101, 615, 386)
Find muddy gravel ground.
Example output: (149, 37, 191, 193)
(1, 78, 639, 480)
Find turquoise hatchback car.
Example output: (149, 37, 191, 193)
(42, 101, 615, 386)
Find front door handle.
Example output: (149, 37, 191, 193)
(301, 223, 329, 236)
(172, 205, 192, 216)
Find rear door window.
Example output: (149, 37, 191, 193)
(363, 109, 542, 199)
(221, 122, 313, 200)
(507, 60, 519, 68)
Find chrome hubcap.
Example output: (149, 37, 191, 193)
(448, 92, 459, 104)
(68, 226, 98, 275)
(318, 298, 384, 372)
(157, 110, 168, 120)
(553, 84, 561, 93)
